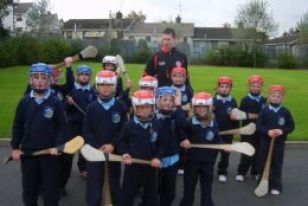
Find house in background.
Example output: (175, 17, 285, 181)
(2, 2, 33, 33)
(263, 33, 308, 59)
(62, 11, 133, 40)
(192, 27, 243, 58)
(123, 16, 194, 54)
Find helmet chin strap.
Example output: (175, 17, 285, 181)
(33, 88, 47, 94)
(159, 109, 173, 116)
(135, 114, 154, 123)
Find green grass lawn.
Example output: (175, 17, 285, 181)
(0, 63, 307, 140)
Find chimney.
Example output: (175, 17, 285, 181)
(116, 11, 123, 20)
(176, 15, 181, 24)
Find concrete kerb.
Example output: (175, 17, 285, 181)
(0, 138, 308, 149)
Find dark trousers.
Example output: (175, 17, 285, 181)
(258, 139, 285, 192)
(159, 163, 178, 206)
(217, 135, 233, 175)
(68, 121, 87, 172)
(178, 148, 186, 170)
(21, 155, 60, 206)
(237, 134, 259, 176)
(59, 153, 74, 190)
(121, 164, 159, 206)
(180, 161, 214, 206)
(86, 161, 121, 206)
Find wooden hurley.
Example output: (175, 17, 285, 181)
(231, 108, 247, 120)
(66, 95, 86, 116)
(32, 136, 84, 155)
(103, 153, 113, 206)
(54, 45, 98, 69)
(190, 142, 255, 156)
(81, 144, 151, 165)
(116, 54, 130, 81)
(3, 136, 84, 165)
(254, 138, 275, 197)
(219, 123, 256, 136)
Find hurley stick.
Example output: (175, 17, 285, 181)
(54, 45, 98, 69)
(254, 138, 275, 197)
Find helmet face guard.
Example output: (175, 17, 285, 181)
(96, 71, 117, 98)
(192, 92, 213, 120)
(30, 63, 51, 94)
(156, 87, 176, 114)
(139, 76, 158, 91)
(132, 90, 155, 122)
(102, 56, 117, 70)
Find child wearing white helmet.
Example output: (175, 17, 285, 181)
(118, 90, 164, 206)
(180, 92, 221, 206)
(102, 55, 132, 107)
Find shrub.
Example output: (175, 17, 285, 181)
(204, 45, 268, 67)
(278, 52, 297, 69)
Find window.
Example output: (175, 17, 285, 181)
(145, 36, 151, 42)
(16, 15, 22, 21)
(129, 36, 134, 40)
(16, 27, 23, 32)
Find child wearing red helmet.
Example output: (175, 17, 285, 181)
(118, 90, 165, 206)
(180, 92, 221, 206)
(170, 66, 194, 175)
(257, 85, 295, 195)
(213, 76, 239, 182)
(235, 75, 267, 182)
(83, 70, 128, 205)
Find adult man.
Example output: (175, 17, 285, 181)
(143, 28, 190, 87)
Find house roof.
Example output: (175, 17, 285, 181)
(63, 19, 133, 31)
(193, 27, 237, 40)
(14, 2, 33, 14)
(264, 35, 298, 45)
(128, 23, 194, 37)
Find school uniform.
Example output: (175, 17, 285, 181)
(66, 82, 96, 172)
(237, 93, 266, 177)
(83, 97, 127, 206)
(179, 117, 220, 206)
(23, 67, 75, 195)
(213, 94, 239, 176)
(118, 116, 165, 206)
(157, 108, 187, 206)
(257, 104, 295, 192)
(11, 89, 68, 206)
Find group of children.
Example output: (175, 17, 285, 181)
(11, 55, 295, 206)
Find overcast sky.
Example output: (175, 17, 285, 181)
(21, 0, 308, 37)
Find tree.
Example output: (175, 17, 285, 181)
(126, 10, 146, 23)
(234, 0, 278, 67)
(297, 11, 308, 44)
(26, 0, 51, 33)
(0, 0, 14, 37)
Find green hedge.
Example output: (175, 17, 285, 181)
(204, 45, 268, 67)
(0, 34, 83, 68)
(278, 52, 297, 69)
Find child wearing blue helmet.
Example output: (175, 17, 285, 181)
(11, 63, 68, 206)
(156, 86, 187, 206)
(66, 64, 97, 177)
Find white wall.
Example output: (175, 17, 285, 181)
(2, 6, 14, 31)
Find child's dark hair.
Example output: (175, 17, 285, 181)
(163, 27, 176, 38)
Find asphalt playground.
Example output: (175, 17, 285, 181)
(0, 145, 308, 206)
